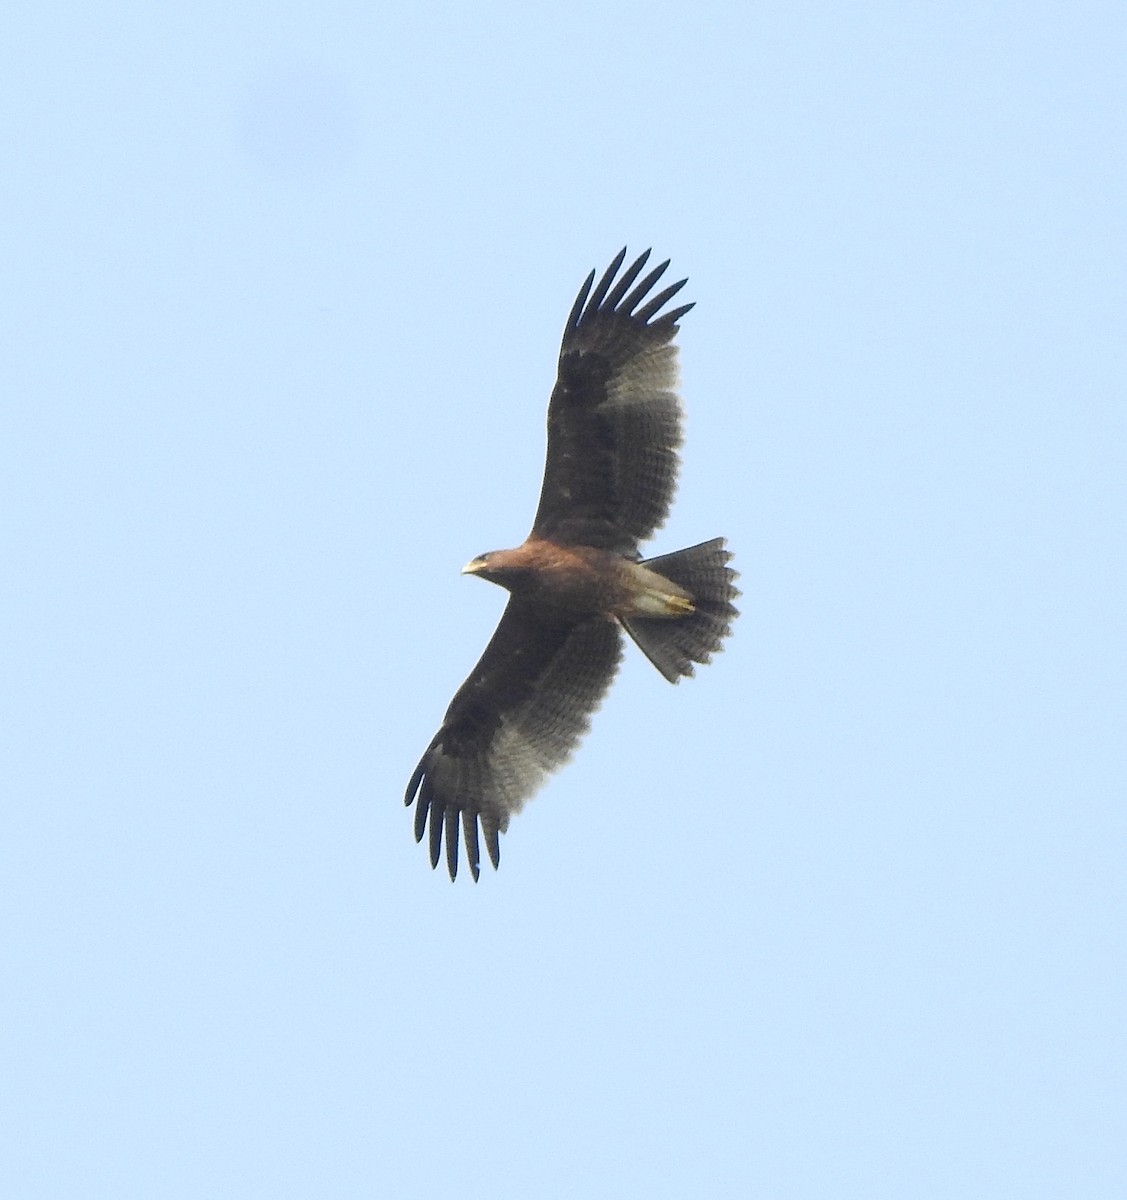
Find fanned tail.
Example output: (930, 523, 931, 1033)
(621, 538, 739, 683)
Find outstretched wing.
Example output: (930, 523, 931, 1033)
(406, 604, 623, 881)
(531, 248, 694, 553)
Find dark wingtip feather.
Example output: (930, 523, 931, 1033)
(620, 259, 671, 317)
(602, 249, 653, 311)
(445, 809, 460, 881)
(413, 781, 429, 843)
(658, 301, 695, 327)
(565, 268, 597, 334)
(462, 811, 481, 883)
(428, 802, 443, 869)
(483, 817, 501, 871)
(634, 276, 688, 323)
(585, 246, 630, 316)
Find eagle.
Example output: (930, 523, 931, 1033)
(405, 248, 739, 880)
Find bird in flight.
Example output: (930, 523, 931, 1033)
(406, 248, 739, 880)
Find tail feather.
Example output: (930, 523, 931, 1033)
(621, 538, 739, 682)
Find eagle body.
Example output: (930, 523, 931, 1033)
(464, 541, 692, 623)
(406, 249, 739, 879)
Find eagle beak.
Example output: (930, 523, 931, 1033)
(462, 558, 485, 576)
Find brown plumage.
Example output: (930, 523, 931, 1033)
(405, 249, 739, 879)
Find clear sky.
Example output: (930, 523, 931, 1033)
(4, 2, 1125, 1196)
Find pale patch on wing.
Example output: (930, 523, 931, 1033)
(484, 718, 555, 816)
(600, 344, 684, 546)
(605, 343, 680, 410)
(490, 617, 623, 805)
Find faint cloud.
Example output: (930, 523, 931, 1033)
(233, 63, 359, 182)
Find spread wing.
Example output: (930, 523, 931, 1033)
(405, 604, 623, 880)
(531, 248, 694, 553)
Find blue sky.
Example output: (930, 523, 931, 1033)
(4, 2, 1125, 1196)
